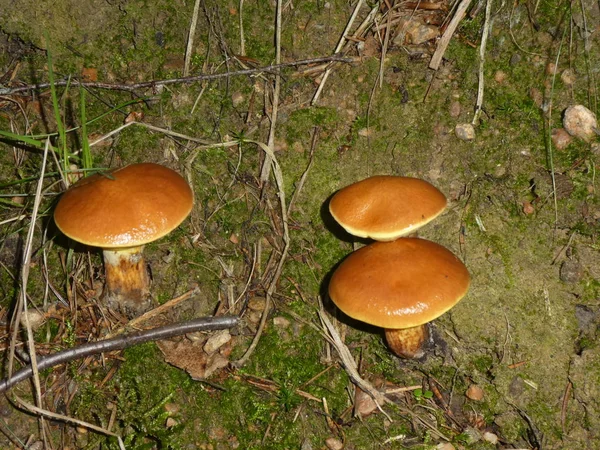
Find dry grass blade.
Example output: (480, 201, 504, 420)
(184, 0, 202, 77)
(13, 397, 126, 450)
(259, 0, 283, 184)
(233, 139, 290, 368)
(317, 307, 390, 419)
(429, 0, 474, 70)
(472, 0, 494, 126)
(312, 0, 366, 105)
(7, 139, 52, 446)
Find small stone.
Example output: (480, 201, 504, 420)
(203, 329, 232, 354)
(358, 128, 372, 137)
(354, 387, 379, 418)
(560, 260, 584, 283)
(561, 69, 576, 86)
(247, 296, 266, 311)
(231, 92, 244, 107)
(466, 384, 484, 401)
(20, 309, 46, 331)
(551, 128, 572, 150)
(522, 201, 535, 215)
(164, 403, 180, 413)
(325, 437, 344, 450)
(455, 123, 475, 141)
(204, 353, 229, 378)
(563, 105, 598, 142)
(545, 62, 557, 75)
(273, 316, 291, 328)
(509, 53, 521, 65)
(449, 101, 461, 118)
(436, 443, 456, 450)
(393, 18, 439, 45)
(529, 87, 543, 108)
(482, 431, 499, 444)
(494, 70, 508, 84)
(166, 417, 178, 428)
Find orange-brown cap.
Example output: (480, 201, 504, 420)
(54, 163, 193, 248)
(329, 176, 447, 241)
(328, 238, 470, 329)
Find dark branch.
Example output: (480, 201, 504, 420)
(0, 315, 239, 394)
(0, 54, 353, 96)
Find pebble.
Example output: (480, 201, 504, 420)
(560, 260, 584, 283)
(561, 69, 576, 86)
(455, 123, 475, 141)
(551, 128, 572, 150)
(325, 437, 344, 450)
(203, 329, 232, 354)
(466, 384, 484, 401)
(563, 105, 598, 142)
(449, 101, 461, 118)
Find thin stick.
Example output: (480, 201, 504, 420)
(184, 0, 202, 77)
(318, 309, 390, 417)
(13, 397, 126, 450)
(472, 0, 493, 126)
(0, 316, 239, 393)
(0, 55, 352, 96)
(8, 139, 51, 445)
(429, 0, 473, 70)
(312, 0, 365, 104)
(287, 127, 318, 216)
(259, 0, 283, 184)
(239, 0, 246, 56)
(125, 287, 201, 330)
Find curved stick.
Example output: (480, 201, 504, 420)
(0, 315, 239, 394)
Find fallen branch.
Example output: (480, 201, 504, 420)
(0, 315, 239, 393)
(0, 55, 353, 96)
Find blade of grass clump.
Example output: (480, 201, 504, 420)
(79, 87, 93, 173)
(44, 32, 70, 181)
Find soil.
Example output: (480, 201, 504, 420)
(0, 0, 599, 449)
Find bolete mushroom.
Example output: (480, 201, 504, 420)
(54, 163, 193, 316)
(328, 238, 470, 358)
(329, 176, 447, 241)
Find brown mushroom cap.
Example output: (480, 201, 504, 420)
(329, 176, 447, 241)
(54, 163, 193, 248)
(328, 238, 470, 329)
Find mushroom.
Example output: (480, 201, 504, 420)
(328, 238, 470, 358)
(54, 163, 193, 316)
(329, 175, 447, 241)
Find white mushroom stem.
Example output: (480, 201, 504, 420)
(384, 324, 429, 359)
(102, 246, 151, 315)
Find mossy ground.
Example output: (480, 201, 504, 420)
(0, 0, 599, 448)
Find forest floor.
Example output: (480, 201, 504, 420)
(0, 0, 599, 449)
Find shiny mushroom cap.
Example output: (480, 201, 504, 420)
(54, 163, 193, 248)
(329, 176, 447, 241)
(328, 238, 470, 329)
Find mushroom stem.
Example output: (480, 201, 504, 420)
(384, 324, 429, 359)
(102, 246, 151, 315)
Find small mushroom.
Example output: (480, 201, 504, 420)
(54, 163, 193, 316)
(329, 176, 447, 241)
(328, 238, 470, 358)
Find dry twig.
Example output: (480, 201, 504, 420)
(429, 0, 474, 70)
(0, 55, 353, 96)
